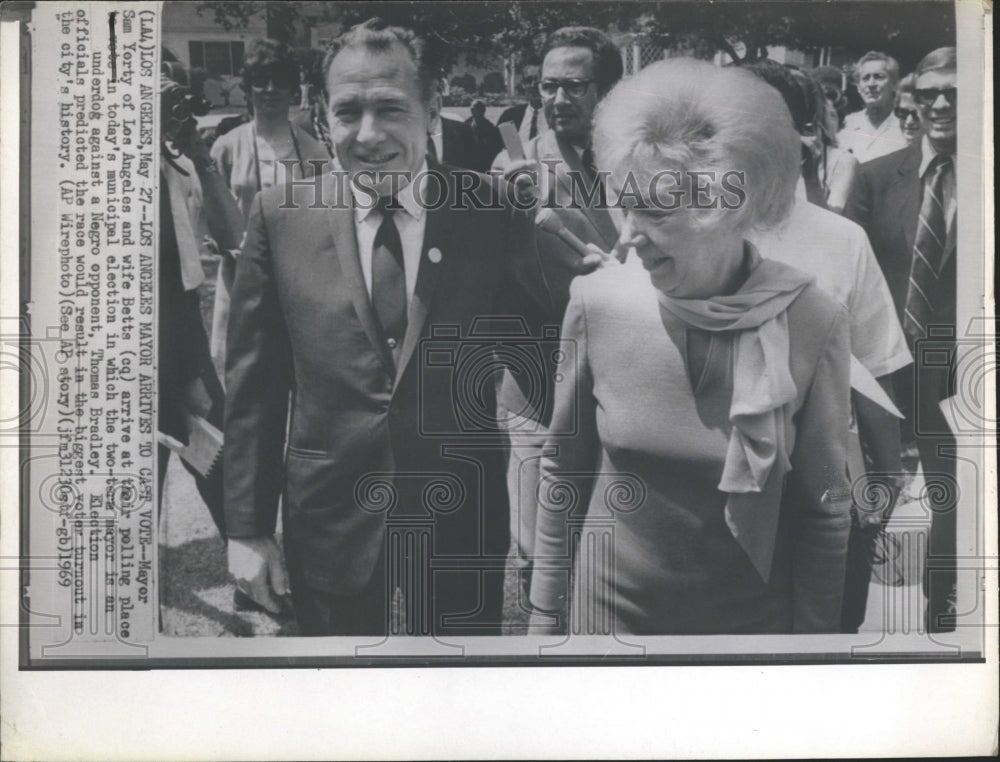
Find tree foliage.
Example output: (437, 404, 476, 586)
(194, 1, 956, 75)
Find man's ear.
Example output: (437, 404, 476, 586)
(427, 92, 442, 135)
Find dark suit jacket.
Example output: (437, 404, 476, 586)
(439, 117, 479, 171)
(224, 164, 553, 597)
(463, 116, 504, 172)
(845, 142, 957, 347)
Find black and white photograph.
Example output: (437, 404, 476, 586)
(0, 0, 994, 758)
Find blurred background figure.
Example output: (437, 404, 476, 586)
(838, 51, 907, 162)
(157, 66, 244, 536)
(529, 59, 853, 636)
(742, 61, 858, 214)
(812, 64, 850, 132)
(894, 73, 923, 145)
(464, 98, 504, 170)
(208, 38, 331, 374)
(290, 46, 334, 155)
(497, 76, 549, 143)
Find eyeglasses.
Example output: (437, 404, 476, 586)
(539, 78, 596, 98)
(914, 87, 957, 107)
(894, 106, 919, 121)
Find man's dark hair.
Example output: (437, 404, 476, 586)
(738, 59, 821, 136)
(240, 38, 300, 94)
(322, 18, 439, 105)
(541, 26, 624, 94)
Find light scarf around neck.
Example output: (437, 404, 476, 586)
(657, 243, 814, 582)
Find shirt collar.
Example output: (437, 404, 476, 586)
(352, 159, 428, 224)
(919, 135, 954, 178)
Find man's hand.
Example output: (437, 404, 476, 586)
(228, 536, 289, 615)
(575, 242, 621, 274)
(502, 158, 541, 206)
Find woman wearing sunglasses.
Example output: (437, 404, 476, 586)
(893, 74, 923, 145)
(208, 38, 331, 372)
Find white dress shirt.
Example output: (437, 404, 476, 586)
(518, 104, 549, 144)
(350, 161, 428, 306)
(837, 109, 907, 162)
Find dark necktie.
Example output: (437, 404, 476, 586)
(581, 146, 606, 208)
(426, 134, 439, 163)
(903, 154, 953, 341)
(528, 107, 538, 140)
(371, 196, 407, 364)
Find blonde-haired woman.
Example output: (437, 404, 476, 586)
(529, 59, 853, 635)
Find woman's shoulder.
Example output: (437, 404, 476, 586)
(787, 280, 849, 345)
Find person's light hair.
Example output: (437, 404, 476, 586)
(593, 58, 800, 235)
(895, 73, 917, 101)
(854, 51, 900, 83)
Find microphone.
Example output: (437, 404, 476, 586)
(535, 208, 591, 258)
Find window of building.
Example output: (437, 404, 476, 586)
(189, 41, 244, 76)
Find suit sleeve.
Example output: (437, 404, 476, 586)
(495, 198, 557, 423)
(788, 304, 853, 632)
(223, 191, 293, 538)
(843, 161, 873, 231)
(529, 284, 600, 615)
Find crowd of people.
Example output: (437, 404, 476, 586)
(158, 19, 960, 638)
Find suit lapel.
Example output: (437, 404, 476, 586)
(394, 164, 455, 385)
(547, 133, 619, 249)
(326, 202, 396, 375)
(890, 143, 923, 253)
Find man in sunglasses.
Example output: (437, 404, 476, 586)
(491, 26, 623, 610)
(846, 47, 959, 633)
(839, 51, 908, 162)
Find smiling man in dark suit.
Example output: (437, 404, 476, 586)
(846, 47, 959, 632)
(223, 18, 553, 636)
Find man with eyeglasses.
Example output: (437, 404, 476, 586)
(491, 26, 623, 611)
(846, 47, 959, 633)
(838, 51, 908, 162)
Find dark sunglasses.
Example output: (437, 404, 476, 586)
(539, 78, 595, 98)
(894, 107, 919, 121)
(914, 87, 957, 107)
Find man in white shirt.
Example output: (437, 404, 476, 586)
(752, 199, 912, 631)
(838, 51, 908, 162)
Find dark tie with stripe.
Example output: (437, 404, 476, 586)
(581, 146, 606, 208)
(371, 196, 407, 365)
(903, 154, 953, 341)
(528, 107, 538, 139)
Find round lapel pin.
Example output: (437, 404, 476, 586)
(428, 247, 443, 264)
